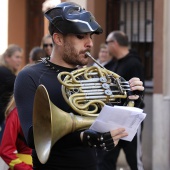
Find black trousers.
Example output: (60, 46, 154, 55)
(97, 125, 144, 170)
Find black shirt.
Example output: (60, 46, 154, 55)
(111, 51, 144, 82)
(14, 61, 97, 170)
(111, 51, 145, 108)
(0, 66, 16, 124)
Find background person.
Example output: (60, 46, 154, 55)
(0, 44, 22, 143)
(0, 47, 45, 170)
(93, 43, 115, 70)
(97, 30, 145, 170)
(40, 34, 53, 59)
(14, 2, 144, 170)
(0, 95, 32, 170)
(29, 46, 46, 64)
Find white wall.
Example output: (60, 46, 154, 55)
(152, 95, 170, 170)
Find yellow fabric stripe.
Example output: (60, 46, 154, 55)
(9, 158, 22, 170)
(9, 154, 32, 169)
(16, 153, 32, 165)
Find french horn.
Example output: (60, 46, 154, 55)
(33, 52, 134, 164)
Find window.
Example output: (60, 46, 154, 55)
(107, 0, 154, 81)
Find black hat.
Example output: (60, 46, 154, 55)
(44, 2, 103, 35)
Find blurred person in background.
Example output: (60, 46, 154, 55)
(97, 30, 145, 170)
(93, 43, 115, 70)
(0, 44, 22, 143)
(29, 46, 46, 64)
(0, 48, 44, 169)
(41, 34, 53, 59)
(0, 95, 32, 170)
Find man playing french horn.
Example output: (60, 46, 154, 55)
(14, 2, 144, 170)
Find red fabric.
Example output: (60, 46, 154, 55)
(0, 108, 32, 170)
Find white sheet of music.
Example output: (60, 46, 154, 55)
(90, 105, 146, 141)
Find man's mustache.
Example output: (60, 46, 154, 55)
(79, 49, 91, 55)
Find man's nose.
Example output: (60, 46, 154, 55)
(85, 37, 93, 48)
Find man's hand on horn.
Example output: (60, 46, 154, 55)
(81, 128, 128, 151)
(128, 77, 144, 100)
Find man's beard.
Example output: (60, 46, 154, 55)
(63, 42, 88, 66)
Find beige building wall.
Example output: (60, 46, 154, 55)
(152, 0, 170, 170)
(8, 0, 27, 66)
(0, 0, 26, 66)
(163, 0, 170, 97)
(0, 1, 8, 54)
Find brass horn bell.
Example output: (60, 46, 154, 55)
(33, 85, 95, 164)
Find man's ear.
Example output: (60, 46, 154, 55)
(53, 33, 63, 45)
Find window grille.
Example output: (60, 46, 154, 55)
(106, 0, 154, 81)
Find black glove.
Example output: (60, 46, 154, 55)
(127, 90, 144, 97)
(82, 129, 115, 151)
(126, 90, 144, 108)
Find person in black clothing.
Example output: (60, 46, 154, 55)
(0, 44, 23, 143)
(14, 3, 144, 170)
(97, 30, 145, 170)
